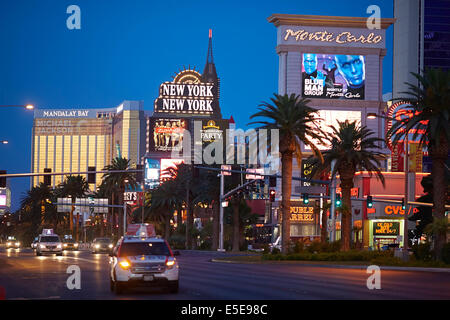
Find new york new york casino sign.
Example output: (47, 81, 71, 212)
(154, 69, 219, 116)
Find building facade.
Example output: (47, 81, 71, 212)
(31, 101, 146, 191)
(268, 14, 397, 244)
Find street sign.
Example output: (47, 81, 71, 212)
(245, 168, 264, 180)
(221, 165, 231, 176)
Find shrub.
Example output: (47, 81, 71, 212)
(271, 247, 281, 255)
(412, 243, 433, 261)
(441, 242, 450, 264)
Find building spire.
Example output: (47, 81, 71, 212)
(202, 29, 218, 83)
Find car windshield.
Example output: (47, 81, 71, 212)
(64, 239, 75, 243)
(119, 242, 171, 257)
(95, 238, 112, 243)
(40, 236, 60, 242)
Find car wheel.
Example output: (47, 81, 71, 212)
(36, 251, 42, 256)
(168, 280, 179, 294)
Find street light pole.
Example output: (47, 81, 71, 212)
(218, 172, 225, 252)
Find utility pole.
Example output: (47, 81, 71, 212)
(330, 159, 337, 242)
(218, 171, 225, 252)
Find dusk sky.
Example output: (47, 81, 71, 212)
(0, 0, 393, 211)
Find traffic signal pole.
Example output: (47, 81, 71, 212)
(330, 160, 337, 242)
(218, 172, 225, 252)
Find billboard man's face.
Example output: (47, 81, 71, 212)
(335, 55, 365, 86)
(303, 54, 317, 75)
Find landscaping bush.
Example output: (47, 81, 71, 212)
(441, 242, 450, 264)
(271, 247, 281, 255)
(261, 250, 393, 262)
(168, 233, 185, 250)
(412, 243, 433, 261)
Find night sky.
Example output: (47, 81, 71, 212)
(0, 0, 394, 211)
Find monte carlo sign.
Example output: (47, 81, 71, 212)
(154, 69, 219, 116)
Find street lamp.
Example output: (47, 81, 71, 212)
(367, 112, 411, 251)
(0, 140, 8, 144)
(0, 104, 34, 110)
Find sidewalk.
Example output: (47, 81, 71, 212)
(210, 256, 450, 273)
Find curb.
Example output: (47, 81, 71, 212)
(210, 259, 450, 273)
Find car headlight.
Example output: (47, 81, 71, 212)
(108, 244, 113, 248)
(63, 244, 68, 247)
(40, 244, 46, 249)
(57, 244, 62, 249)
(15, 242, 20, 246)
(6, 242, 11, 246)
(166, 257, 176, 269)
(95, 244, 100, 249)
(74, 243, 78, 247)
(118, 259, 131, 270)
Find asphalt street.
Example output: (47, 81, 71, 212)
(0, 247, 449, 300)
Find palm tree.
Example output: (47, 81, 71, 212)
(249, 93, 324, 254)
(20, 183, 56, 233)
(101, 157, 138, 237)
(150, 180, 182, 240)
(308, 121, 386, 251)
(387, 68, 450, 260)
(163, 163, 196, 249)
(58, 175, 89, 240)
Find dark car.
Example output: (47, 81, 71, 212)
(92, 238, 114, 254)
(63, 238, 79, 251)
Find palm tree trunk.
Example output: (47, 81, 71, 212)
(75, 213, 80, 242)
(232, 199, 240, 252)
(431, 136, 448, 260)
(185, 186, 192, 249)
(281, 151, 293, 254)
(340, 178, 354, 251)
(118, 189, 125, 237)
(321, 206, 328, 243)
(164, 214, 171, 240)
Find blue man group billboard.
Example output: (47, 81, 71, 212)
(302, 53, 365, 100)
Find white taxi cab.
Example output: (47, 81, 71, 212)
(109, 224, 179, 294)
(36, 229, 63, 256)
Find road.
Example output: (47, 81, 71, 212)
(0, 247, 449, 300)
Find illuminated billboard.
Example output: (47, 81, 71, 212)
(160, 158, 184, 181)
(194, 119, 229, 146)
(148, 118, 188, 153)
(305, 110, 361, 150)
(302, 54, 365, 100)
(145, 158, 161, 190)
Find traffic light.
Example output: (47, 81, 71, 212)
(269, 189, 276, 202)
(401, 198, 406, 210)
(43, 168, 51, 186)
(366, 195, 373, 208)
(302, 193, 309, 204)
(269, 176, 276, 188)
(0, 170, 6, 188)
(136, 164, 144, 184)
(225, 214, 232, 225)
(88, 166, 96, 184)
(335, 194, 342, 207)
